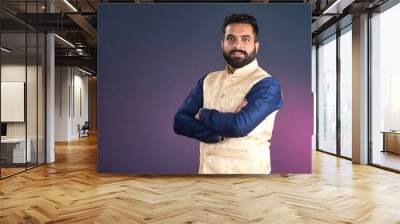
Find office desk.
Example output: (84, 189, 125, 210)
(382, 131, 400, 154)
(1, 138, 32, 163)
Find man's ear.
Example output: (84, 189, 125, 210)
(220, 40, 224, 50)
(255, 41, 260, 53)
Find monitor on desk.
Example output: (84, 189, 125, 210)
(1, 123, 7, 138)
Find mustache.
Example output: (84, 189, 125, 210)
(229, 49, 247, 55)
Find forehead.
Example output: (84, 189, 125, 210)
(224, 23, 255, 37)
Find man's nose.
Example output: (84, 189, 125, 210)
(232, 39, 244, 49)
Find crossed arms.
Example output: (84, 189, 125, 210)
(173, 75, 283, 143)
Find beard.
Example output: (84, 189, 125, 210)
(223, 47, 257, 69)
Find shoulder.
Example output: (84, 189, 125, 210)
(252, 66, 280, 85)
(242, 67, 273, 88)
(253, 76, 281, 91)
(254, 67, 271, 79)
(203, 70, 225, 82)
(246, 76, 282, 101)
(194, 70, 224, 89)
(201, 70, 225, 89)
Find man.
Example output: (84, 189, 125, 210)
(173, 13, 283, 174)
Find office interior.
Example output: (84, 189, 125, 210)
(0, 0, 400, 222)
(0, 0, 97, 179)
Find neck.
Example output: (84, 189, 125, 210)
(227, 64, 237, 74)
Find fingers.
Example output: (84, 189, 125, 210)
(235, 99, 247, 112)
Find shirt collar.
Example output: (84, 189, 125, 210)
(225, 59, 259, 75)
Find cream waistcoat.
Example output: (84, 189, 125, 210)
(199, 60, 278, 174)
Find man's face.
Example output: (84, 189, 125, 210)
(221, 23, 259, 69)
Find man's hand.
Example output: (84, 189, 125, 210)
(235, 99, 247, 112)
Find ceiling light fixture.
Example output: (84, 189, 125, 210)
(1, 47, 11, 53)
(78, 67, 93, 76)
(322, 0, 356, 15)
(76, 48, 84, 55)
(63, 0, 78, 12)
(322, 0, 343, 14)
(54, 34, 75, 48)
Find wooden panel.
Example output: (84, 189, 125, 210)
(384, 132, 400, 154)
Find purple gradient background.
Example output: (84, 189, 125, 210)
(98, 4, 312, 174)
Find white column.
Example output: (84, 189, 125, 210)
(46, 1, 55, 163)
(352, 14, 369, 164)
(46, 33, 55, 163)
(312, 45, 317, 150)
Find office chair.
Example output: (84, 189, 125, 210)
(79, 121, 90, 138)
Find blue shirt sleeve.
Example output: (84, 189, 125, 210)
(173, 75, 222, 143)
(199, 76, 283, 138)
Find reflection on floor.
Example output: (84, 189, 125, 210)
(0, 167, 25, 178)
(341, 147, 352, 158)
(373, 150, 400, 171)
(0, 162, 40, 178)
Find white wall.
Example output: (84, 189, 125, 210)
(72, 72, 89, 138)
(55, 66, 69, 141)
(55, 66, 89, 141)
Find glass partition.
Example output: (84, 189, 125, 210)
(0, 1, 46, 179)
(1, 30, 28, 177)
(317, 35, 337, 155)
(339, 27, 352, 158)
(371, 3, 400, 171)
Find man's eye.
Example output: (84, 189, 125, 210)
(226, 37, 234, 41)
(243, 38, 250, 42)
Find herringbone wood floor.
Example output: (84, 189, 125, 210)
(1, 134, 400, 224)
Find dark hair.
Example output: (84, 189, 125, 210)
(222, 13, 259, 38)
